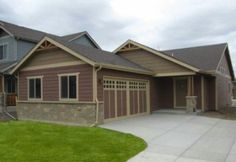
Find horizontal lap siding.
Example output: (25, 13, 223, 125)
(97, 68, 158, 111)
(23, 48, 82, 68)
(216, 74, 231, 109)
(19, 64, 93, 102)
(194, 76, 202, 109)
(118, 49, 192, 74)
(216, 53, 232, 109)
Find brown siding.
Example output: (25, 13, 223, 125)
(19, 64, 93, 102)
(97, 68, 159, 111)
(217, 53, 231, 76)
(118, 49, 192, 74)
(208, 77, 216, 110)
(203, 76, 216, 111)
(156, 77, 174, 109)
(194, 75, 202, 109)
(216, 73, 232, 109)
(22, 48, 83, 69)
(214, 51, 233, 110)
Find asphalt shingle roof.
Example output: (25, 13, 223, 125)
(61, 32, 85, 41)
(0, 20, 231, 75)
(163, 43, 227, 71)
(48, 35, 151, 73)
(0, 20, 49, 42)
(0, 20, 84, 43)
(0, 61, 17, 73)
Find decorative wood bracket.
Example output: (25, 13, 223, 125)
(36, 40, 56, 51)
(119, 43, 140, 52)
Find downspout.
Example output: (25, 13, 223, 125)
(1, 74, 16, 120)
(94, 65, 102, 126)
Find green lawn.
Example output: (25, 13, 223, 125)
(0, 121, 146, 162)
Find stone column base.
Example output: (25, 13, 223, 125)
(186, 96, 197, 113)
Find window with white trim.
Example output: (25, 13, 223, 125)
(0, 43, 7, 60)
(59, 74, 77, 99)
(28, 77, 42, 99)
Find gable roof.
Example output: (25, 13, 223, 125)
(0, 61, 17, 73)
(163, 43, 228, 71)
(62, 31, 101, 49)
(10, 36, 152, 75)
(0, 20, 50, 42)
(61, 32, 84, 41)
(114, 40, 200, 72)
(0, 20, 100, 49)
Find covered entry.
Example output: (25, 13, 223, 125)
(103, 78, 149, 120)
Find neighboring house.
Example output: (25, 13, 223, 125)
(0, 20, 100, 107)
(9, 33, 234, 125)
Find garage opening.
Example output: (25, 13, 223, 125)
(103, 78, 149, 120)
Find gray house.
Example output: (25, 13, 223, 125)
(0, 20, 100, 108)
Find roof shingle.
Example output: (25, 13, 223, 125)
(48, 35, 151, 73)
(163, 43, 227, 71)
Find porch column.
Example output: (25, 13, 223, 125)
(187, 76, 194, 96)
(186, 76, 197, 112)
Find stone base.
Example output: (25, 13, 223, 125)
(16, 102, 104, 126)
(186, 96, 197, 113)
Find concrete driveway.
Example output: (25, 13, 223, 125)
(101, 113, 236, 162)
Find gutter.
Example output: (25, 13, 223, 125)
(92, 65, 102, 126)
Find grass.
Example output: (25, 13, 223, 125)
(0, 121, 146, 162)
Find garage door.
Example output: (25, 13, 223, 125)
(103, 78, 149, 120)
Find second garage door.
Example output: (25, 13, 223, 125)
(103, 78, 149, 120)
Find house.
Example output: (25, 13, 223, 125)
(8, 30, 234, 125)
(0, 20, 100, 110)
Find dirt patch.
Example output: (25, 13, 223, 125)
(198, 107, 236, 120)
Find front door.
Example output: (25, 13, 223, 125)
(174, 78, 188, 108)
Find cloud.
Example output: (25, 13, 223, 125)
(1, 0, 236, 70)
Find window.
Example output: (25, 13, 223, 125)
(28, 77, 42, 99)
(0, 44, 7, 60)
(59, 74, 78, 100)
(5, 76, 16, 93)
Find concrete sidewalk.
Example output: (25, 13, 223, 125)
(101, 113, 236, 162)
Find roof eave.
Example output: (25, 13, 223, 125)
(95, 63, 154, 75)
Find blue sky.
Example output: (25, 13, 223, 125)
(1, 0, 236, 70)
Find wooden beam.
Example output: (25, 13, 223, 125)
(119, 43, 140, 52)
(36, 41, 57, 51)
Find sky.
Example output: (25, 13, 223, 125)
(1, 0, 236, 69)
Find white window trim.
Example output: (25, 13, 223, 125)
(58, 73, 79, 101)
(27, 76, 43, 101)
(0, 42, 8, 61)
